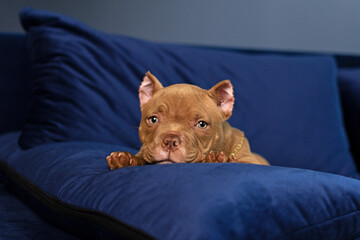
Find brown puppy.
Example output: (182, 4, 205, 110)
(107, 72, 269, 169)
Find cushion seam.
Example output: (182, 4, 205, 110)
(0, 158, 156, 240)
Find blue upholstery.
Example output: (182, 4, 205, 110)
(339, 68, 360, 166)
(18, 7, 358, 177)
(1, 132, 360, 239)
(0, 7, 359, 240)
(0, 181, 78, 240)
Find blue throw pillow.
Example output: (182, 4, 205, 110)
(19, 7, 358, 177)
(339, 68, 360, 165)
(1, 132, 360, 239)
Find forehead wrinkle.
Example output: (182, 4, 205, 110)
(176, 92, 213, 120)
(152, 86, 215, 119)
(157, 103, 169, 114)
(190, 111, 206, 120)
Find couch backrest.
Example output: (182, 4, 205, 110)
(0, 34, 31, 134)
(0, 33, 359, 166)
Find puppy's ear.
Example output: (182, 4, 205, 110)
(208, 80, 235, 119)
(139, 71, 163, 107)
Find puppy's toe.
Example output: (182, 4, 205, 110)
(217, 152, 226, 162)
(107, 151, 131, 170)
(207, 151, 216, 163)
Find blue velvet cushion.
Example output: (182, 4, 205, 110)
(0, 182, 78, 240)
(339, 68, 360, 165)
(19, 7, 358, 178)
(1, 132, 360, 239)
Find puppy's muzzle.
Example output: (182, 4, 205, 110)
(162, 132, 182, 151)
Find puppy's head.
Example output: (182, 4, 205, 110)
(138, 71, 234, 164)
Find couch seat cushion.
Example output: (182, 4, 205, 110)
(1, 132, 360, 239)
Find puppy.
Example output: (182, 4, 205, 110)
(107, 72, 269, 169)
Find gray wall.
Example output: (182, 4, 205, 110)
(1, 0, 359, 55)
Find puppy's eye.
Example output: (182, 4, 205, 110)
(148, 116, 159, 124)
(196, 121, 208, 129)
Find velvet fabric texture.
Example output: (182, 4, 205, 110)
(339, 68, 360, 166)
(1, 8, 358, 239)
(1, 132, 360, 239)
(19, 8, 358, 178)
(0, 182, 79, 240)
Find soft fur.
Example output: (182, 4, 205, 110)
(107, 72, 269, 169)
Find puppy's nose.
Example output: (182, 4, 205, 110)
(163, 133, 181, 151)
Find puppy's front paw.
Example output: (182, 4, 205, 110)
(106, 151, 137, 170)
(201, 151, 228, 163)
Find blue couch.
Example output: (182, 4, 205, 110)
(1, 8, 360, 240)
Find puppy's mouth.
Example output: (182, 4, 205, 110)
(153, 159, 175, 164)
(149, 149, 182, 164)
